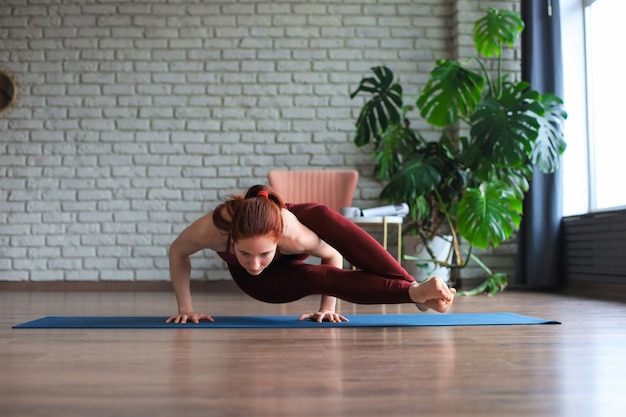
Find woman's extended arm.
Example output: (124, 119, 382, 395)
(283, 215, 348, 323)
(166, 212, 225, 324)
(315, 240, 345, 320)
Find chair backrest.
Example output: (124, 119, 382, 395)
(267, 169, 359, 212)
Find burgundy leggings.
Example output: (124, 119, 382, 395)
(223, 203, 415, 305)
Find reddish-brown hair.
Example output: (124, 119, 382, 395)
(213, 185, 284, 243)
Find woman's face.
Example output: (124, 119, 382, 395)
(234, 235, 277, 276)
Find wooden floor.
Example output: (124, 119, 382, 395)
(1, 284, 625, 417)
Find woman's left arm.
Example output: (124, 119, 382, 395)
(281, 210, 348, 323)
(298, 239, 349, 323)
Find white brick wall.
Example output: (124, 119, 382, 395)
(0, 0, 518, 283)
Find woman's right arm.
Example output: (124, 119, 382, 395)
(166, 212, 224, 324)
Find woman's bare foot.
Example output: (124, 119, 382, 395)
(409, 276, 456, 313)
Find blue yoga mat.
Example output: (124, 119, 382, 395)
(13, 313, 560, 329)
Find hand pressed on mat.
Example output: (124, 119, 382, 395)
(166, 312, 214, 324)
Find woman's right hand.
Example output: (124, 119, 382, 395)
(166, 312, 214, 324)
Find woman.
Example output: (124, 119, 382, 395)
(167, 184, 455, 324)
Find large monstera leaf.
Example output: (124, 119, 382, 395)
(350, 66, 403, 147)
(379, 152, 443, 205)
(417, 60, 485, 127)
(372, 122, 421, 181)
(473, 8, 525, 58)
(469, 82, 542, 169)
(531, 93, 568, 173)
(380, 141, 463, 225)
(457, 182, 523, 249)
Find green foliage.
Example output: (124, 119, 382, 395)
(470, 82, 540, 169)
(457, 183, 523, 249)
(349, 8, 567, 293)
(473, 9, 525, 57)
(417, 60, 485, 126)
(350, 66, 402, 147)
(532, 94, 568, 173)
(459, 273, 509, 296)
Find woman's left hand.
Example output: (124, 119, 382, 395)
(298, 310, 349, 323)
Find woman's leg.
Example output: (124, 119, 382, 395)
(288, 203, 455, 311)
(289, 203, 414, 282)
(228, 259, 414, 305)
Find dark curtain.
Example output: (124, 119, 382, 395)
(514, 0, 564, 289)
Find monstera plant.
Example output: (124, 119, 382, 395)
(350, 8, 567, 294)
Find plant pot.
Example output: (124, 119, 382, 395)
(403, 235, 453, 284)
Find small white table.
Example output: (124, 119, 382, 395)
(350, 216, 404, 263)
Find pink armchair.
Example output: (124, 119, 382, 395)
(267, 169, 359, 212)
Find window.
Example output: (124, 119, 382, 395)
(561, 0, 626, 216)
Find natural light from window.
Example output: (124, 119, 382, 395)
(561, 0, 626, 216)
(584, 0, 626, 211)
